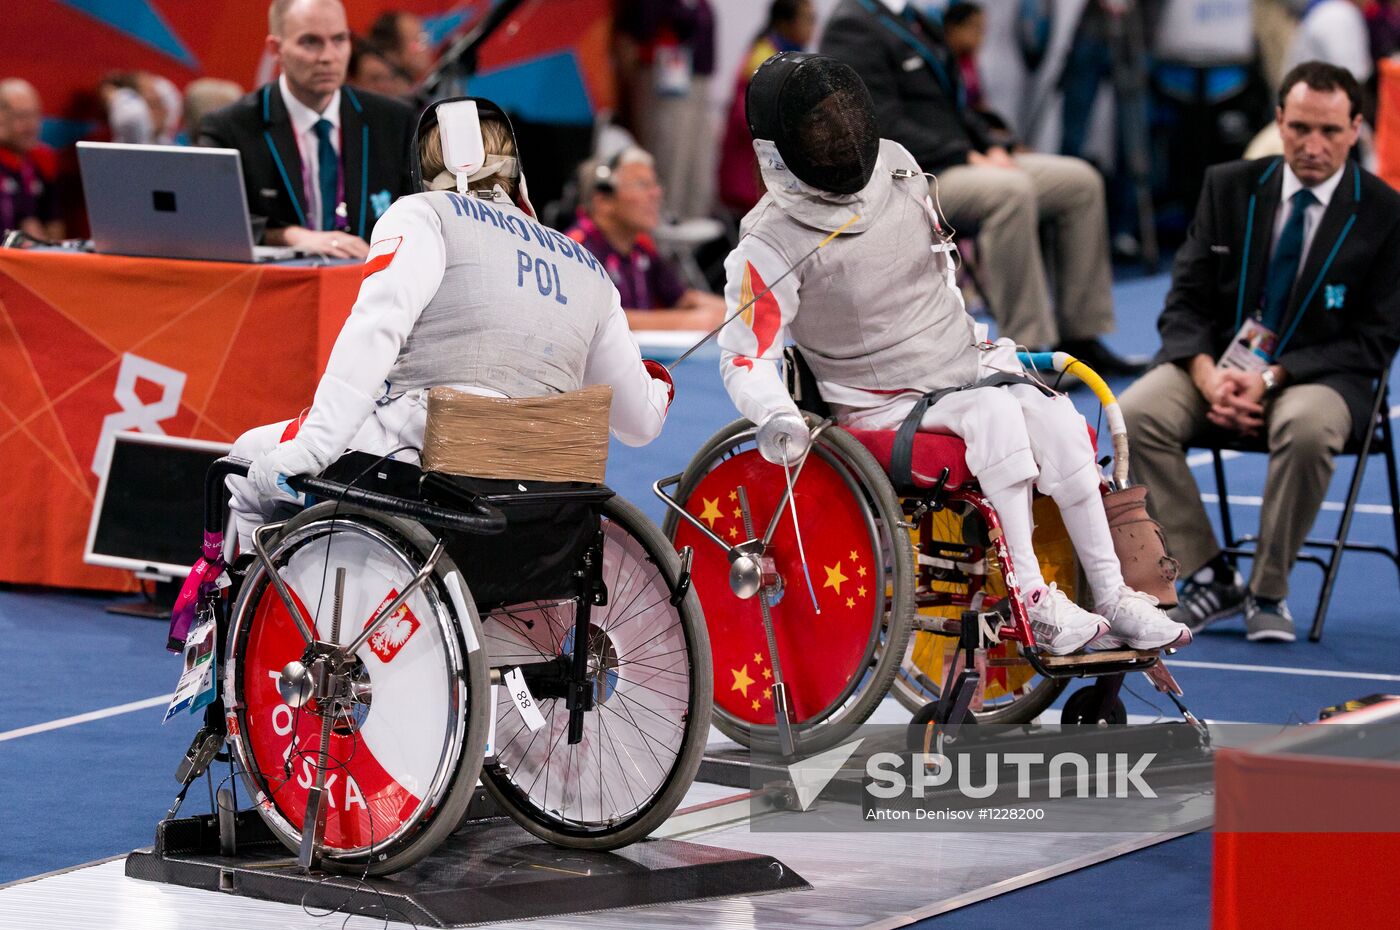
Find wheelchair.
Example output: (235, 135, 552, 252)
(656, 349, 1193, 756)
(188, 449, 712, 876)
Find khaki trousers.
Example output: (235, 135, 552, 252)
(1120, 362, 1351, 599)
(629, 71, 715, 220)
(935, 152, 1116, 349)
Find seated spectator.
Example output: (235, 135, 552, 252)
(819, 0, 1143, 373)
(349, 36, 414, 99)
(1121, 62, 1400, 643)
(718, 0, 816, 214)
(183, 78, 243, 144)
(369, 10, 433, 83)
(943, 1, 1012, 148)
(0, 78, 63, 240)
(98, 71, 154, 144)
(198, 0, 417, 259)
(567, 147, 727, 331)
(139, 73, 183, 145)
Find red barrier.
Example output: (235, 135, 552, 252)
(0, 250, 359, 590)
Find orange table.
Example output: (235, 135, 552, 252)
(0, 249, 361, 590)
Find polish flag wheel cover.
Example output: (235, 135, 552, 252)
(227, 524, 469, 857)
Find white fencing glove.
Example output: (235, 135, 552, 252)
(755, 410, 811, 465)
(248, 440, 329, 507)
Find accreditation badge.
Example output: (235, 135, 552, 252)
(1218, 318, 1278, 373)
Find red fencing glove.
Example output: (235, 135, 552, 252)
(643, 359, 675, 406)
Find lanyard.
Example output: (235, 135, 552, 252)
(262, 85, 369, 234)
(1234, 158, 1359, 356)
(297, 124, 347, 231)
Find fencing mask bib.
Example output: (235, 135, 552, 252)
(746, 52, 879, 196)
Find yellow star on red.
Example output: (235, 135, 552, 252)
(731, 664, 754, 697)
(728, 490, 738, 502)
(857, 565, 868, 578)
(753, 652, 763, 663)
(699, 497, 722, 528)
(857, 585, 867, 598)
(762, 667, 772, 680)
(751, 699, 761, 711)
(823, 562, 848, 594)
(849, 549, 858, 561)
(763, 687, 772, 700)
(728, 526, 739, 539)
(732, 507, 742, 519)
(846, 597, 855, 609)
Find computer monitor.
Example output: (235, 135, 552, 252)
(76, 141, 291, 263)
(85, 432, 231, 581)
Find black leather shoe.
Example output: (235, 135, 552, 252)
(1056, 338, 1150, 377)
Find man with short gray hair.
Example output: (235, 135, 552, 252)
(565, 146, 726, 331)
(0, 78, 63, 241)
(199, 0, 416, 259)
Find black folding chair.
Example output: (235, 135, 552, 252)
(1201, 368, 1400, 641)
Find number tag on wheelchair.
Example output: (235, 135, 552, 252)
(504, 667, 546, 731)
(163, 615, 217, 723)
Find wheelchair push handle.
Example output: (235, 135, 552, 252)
(205, 455, 508, 536)
(1017, 351, 1130, 488)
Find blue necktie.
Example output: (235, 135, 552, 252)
(1260, 188, 1317, 333)
(314, 118, 338, 231)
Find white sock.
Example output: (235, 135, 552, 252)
(983, 478, 1046, 593)
(1054, 488, 1127, 610)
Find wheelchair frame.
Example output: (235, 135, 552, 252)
(657, 349, 1199, 757)
(175, 455, 711, 874)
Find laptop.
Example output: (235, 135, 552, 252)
(76, 141, 295, 263)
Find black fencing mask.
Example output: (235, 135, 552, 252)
(746, 52, 879, 195)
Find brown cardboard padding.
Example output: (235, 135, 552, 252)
(421, 384, 612, 484)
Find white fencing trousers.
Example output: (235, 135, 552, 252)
(226, 391, 428, 549)
(840, 355, 1124, 605)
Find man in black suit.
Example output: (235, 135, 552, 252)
(199, 0, 416, 259)
(1121, 62, 1400, 643)
(819, 0, 1140, 373)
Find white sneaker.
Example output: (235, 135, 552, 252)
(1025, 583, 1110, 656)
(1093, 587, 1193, 650)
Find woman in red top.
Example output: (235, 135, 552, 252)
(717, 0, 817, 214)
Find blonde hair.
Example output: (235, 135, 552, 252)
(419, 116, 519, 199)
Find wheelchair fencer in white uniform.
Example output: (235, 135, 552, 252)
(177, 98, 713, 874)
(659, 54, 1192, 756)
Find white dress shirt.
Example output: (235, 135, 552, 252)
(1270, 162, 1345, 280)
(278, 75, 341, 231)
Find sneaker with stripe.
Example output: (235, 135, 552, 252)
(1167, 564, 1246, 633)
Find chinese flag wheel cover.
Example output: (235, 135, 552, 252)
(907, 497, 1076, 700)
(232, 529, 465, 855)
(674, 449, 883, 725)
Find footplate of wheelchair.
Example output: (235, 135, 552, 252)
(1033, 648, 1163, 677)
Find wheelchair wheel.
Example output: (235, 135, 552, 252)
(665, 418, 915, 755)
(224, 503, 490, 875)
(890, 496, 1071, 724)
(479, 496, 713, 850)
(1060, 685, 1128, 725)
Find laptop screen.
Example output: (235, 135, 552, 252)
(76, 142, 261, 263)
